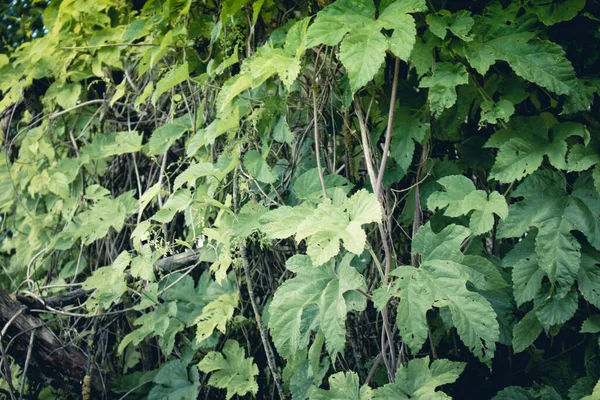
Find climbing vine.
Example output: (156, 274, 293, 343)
(1, 0, 599, 399)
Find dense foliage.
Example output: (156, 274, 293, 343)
(1, 0, 600, 398)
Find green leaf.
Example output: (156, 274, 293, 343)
(75, 191, 137, 245)
(152, 188, 192, 223)
(396, 224, 500, 364)
(580, 315, 600, 334)
(428, 175, 476, 217)
(173, 162, 215, 190)
(194, 291, 239, 343)
(47, 172, 70, 199)
(492, 386, 536, 400)
(259, 204, 312, 239)
(393, 266, 432, 353)
(390, 108, 429, 173)
(581, 380, 600, 400)
(505, 234, 545, 307)
(312, 371, 372, 400)
(118, 302, 183, 356)
(197, 340, 259, 400)
(82, 251, 130, 312)
(339, 28, 388, 94)
(480, 99, 515, 126)
(427, 175, 507, 235)
(499, 170, 600, 290)
(373, 357, 465, 399)
(55, 83, 82, 109)
(524, 0, 585, 25)
(464, 191, 509, 235)
(146, 120, 190, 156)
(578, 247, 600, 309)
(419, 62, 469, 117)
(512, 310, 543, 353)
(294, 169, 353, 202)
(305, 0, 375, 47)
(232, 202, 268, 237)
(102, 131, 143, 156)
(148, 359, 200, 400)
(466, 32, 576, 95)
(244, 150, 277, 184)
(426, 10, 474, 42)
(152, 62, 189, 105)
(268, 254, 367, 358)
(567, 144, 600, 172)
(295, 190, 381, 266)
(534, 287, 579, 328)
(484, 117, 588, 182)
(273, 115, 294, 144)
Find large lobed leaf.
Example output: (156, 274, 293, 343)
(268, 254, 367, 359)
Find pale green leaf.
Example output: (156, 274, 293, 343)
(273, 115, 294, 144)
(102, 131, 143, 156)
(397, 224, 500, 364)
(268, 254, 366, 358)
(244, 150, 276, 184)
(194, 291, 239, 343)
(339, 28, 388, 94)
(580, 380, 600, 400)
(56, 83, 82, 109)
(373, 357, 465, 400)
(146, 121, 189, 156)
(294, 169, 353, 202)
(305, 0, 375, 47)
(152, 62, 189, 105)
(295, 190, 380, 266)
(259, 204, 312, 239)
(480, 99, 515, 126)
(232, 202, 267, 237)
(152, 188, 192, 223)
(463, 191, 509, 235)
(345, 189, 382, 225)
(485, 117, 579, 182)
(312, 372, 372, 400)
(412, 223, 469, 263)
(216, 73, 253, 113)
(419, 62, 469, 117)
(82, 251, 130, 312)
(395, 266, 433, 354)
(378, 13, 417, 61)
(197, 340, 258, 400)
(47, 172, 70, 199)
(427, 175, 476, 218)
(173, 162, 215, 190)
(75, 191, 136, 245)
